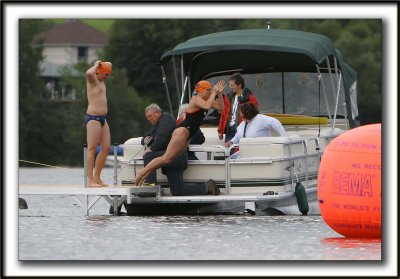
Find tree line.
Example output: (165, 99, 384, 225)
(19, 19, 381, 166)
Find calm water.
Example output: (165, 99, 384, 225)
(18, 167, 381, 261)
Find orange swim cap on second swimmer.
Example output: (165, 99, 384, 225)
(195, 80, 212, 93)
(97, 61, 112, 75)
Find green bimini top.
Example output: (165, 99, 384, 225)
(160, 29, 355, 80)
(160, 28, 336, 66)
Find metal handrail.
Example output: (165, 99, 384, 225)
(119, 137, 326, 193)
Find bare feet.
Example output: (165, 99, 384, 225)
(88, 179, 108, 188)
(134, 170, 145, 186)
(95, 178, 108, 187)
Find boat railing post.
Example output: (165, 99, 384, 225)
(302, 139, 309, 187)
(225, 147, 230, 195)
(343, 101, 349, 130)
(113, 143, 118, 186)
(226, 145, 238, 195)
(161, 66, 173, 115)
(288, 144, 295, 190)
(83, 144, 89, 216)
(316, 64, 333, 124)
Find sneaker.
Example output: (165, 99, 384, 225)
(207, 179, 220, 195)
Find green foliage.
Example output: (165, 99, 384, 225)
(45, 19, 114, 33)
(19, 91, 86, 166)
(105, 68, 149, 144)
(20, 40, 86, 166)
(58, 62, 87, 99)
(81, 19, 114, 33)
(334, 20, 381, 124)
(19, 19, 52, 159)
(104, 19, 184, 109)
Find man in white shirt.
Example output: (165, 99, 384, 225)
(224, 103, 286, 157)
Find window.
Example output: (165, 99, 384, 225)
(78, 46, 88, 62)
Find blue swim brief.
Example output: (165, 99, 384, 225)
(85, 114, 106, 127)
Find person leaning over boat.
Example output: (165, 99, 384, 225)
(224, 103, 286, 158)
(177, 103, 205, 160)
(84, 60, 112, 187)
(140, 103, 220, 196)
(218, 73, 259, 143)
(135, 80, 226, 186)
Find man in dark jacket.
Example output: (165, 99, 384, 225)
(141, 104, 219, 195)
(141, 103, 177, 184)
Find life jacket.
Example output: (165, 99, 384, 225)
(218, 88, 259, 135)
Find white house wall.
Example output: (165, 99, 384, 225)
(42, 45, 102, 65)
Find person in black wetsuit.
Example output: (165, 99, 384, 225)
(177, 103, 205, 160)
(135, 80, 225, 186)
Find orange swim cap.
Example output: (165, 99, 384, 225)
(97, 61, 112, 75)
(195, 80, 212, 93)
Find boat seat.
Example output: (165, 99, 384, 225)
(239, 135, 303, 145)
(123, 137, 144, 160)
(238, 135, 305, 158)
(203, 137, 225, 146)
(320, 127, 343, 137)
(286, 128, 343, 138)
(285, 128, 344, 152)
(286, 130, 319, 138)
(122, 136, 226, 161)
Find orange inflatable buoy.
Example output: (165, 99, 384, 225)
(318, 124, 381, 238)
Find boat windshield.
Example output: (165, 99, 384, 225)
(188, 72, 345, 127)
(205, 72, 346, 119)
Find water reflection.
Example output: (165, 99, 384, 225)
(323, 237, 381, 248)
(321, 237, 381, 260)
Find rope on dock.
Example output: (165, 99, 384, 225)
(20, 144, 144, 180)
(19, 159, 115, 179)
(19, 159, 75, 170)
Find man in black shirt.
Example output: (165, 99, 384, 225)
(141, 103, 219, 195)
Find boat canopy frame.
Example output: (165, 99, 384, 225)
(159, 28, 359, 128)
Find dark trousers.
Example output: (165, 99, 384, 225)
(143, 150, 207, 196)
(225, 125, 237, 143)
(143, 150, 165, 184)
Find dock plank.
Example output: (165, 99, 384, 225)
(19, 184, 158, 196)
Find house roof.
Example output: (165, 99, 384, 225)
(36, 20, 108, 46)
